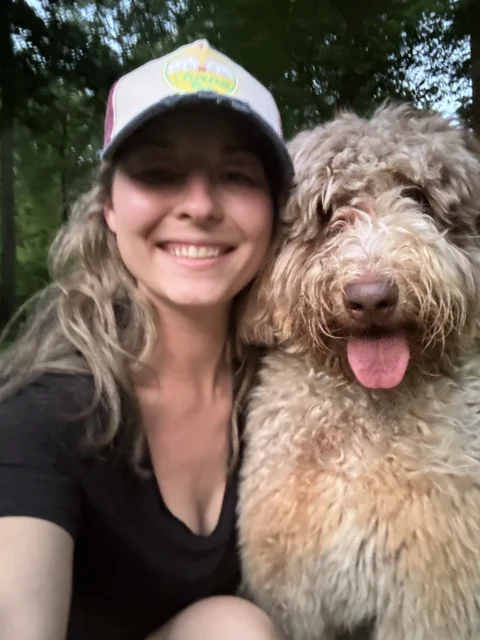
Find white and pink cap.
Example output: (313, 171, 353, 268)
(102, 39, 293, 187)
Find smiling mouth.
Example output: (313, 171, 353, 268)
(159, 243, 234, 259)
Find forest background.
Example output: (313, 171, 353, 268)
(1, 0, 479, 327)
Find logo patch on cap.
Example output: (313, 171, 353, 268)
(164, 40, 238, 96)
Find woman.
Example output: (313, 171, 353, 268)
(0, 40, 293, 640)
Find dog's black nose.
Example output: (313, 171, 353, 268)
(344, 280, 399, 322)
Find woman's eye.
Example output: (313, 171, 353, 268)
(221, 170, 258, 186)
(136, 168, 183, 185)
(316, 200, 333, 223)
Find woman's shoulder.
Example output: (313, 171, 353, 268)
(0, 373, 96, 535)
(2, 371, 94, 409)
(0, 372, 96, 443)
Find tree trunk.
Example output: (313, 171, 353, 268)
(60, 112, 69, 222)
(471, 0, 480, 139)
(0, 0, 16, 327)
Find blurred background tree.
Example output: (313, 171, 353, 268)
(0, 0, 477, 327)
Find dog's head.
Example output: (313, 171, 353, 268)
(240, 104, 480, 389)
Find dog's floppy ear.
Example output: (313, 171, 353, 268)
(236, 132, 311, 348)
(238, 126, 322, 348)
(236, 238, 283, 348)
(463, 129, 480, 234)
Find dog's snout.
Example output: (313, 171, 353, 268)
(344, 280, 399, 322)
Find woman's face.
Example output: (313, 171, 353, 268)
(104, 109, 274, 314)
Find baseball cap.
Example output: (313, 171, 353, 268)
(102, 39, 293, 190)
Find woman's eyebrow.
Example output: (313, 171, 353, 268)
(221, 145, 264, 165)
(222, 144, 251, 155)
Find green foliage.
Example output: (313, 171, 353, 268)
(173, 0, 456, 136)
(1, 0, 477, 325)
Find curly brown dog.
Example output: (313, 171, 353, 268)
(237, 105, 480, 640)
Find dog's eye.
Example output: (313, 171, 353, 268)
(317, 202, 333, 223)
(401, 186, 432, 215)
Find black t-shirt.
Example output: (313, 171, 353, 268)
(0, 374, 241, 640)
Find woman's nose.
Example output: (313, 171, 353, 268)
(175, 172, 220, 222)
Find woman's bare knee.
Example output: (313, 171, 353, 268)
(148, 596, 283, 639)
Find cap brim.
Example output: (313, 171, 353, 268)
(101, 91, 294, 190)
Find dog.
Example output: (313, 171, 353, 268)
(237, 104, 480, 639)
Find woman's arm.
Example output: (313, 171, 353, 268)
(0, 376, 88, 640)
(0, 516, 74, 640)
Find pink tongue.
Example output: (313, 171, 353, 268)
(347, 333, 410, 389)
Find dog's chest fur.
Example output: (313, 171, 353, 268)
(238, 351, 480, 640)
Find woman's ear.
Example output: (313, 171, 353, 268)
(103, 203, 117, 234)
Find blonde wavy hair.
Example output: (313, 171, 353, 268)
(0, 161, 260, 473)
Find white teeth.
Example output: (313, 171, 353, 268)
(171, 245, 222, 259)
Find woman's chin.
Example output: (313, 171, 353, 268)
(141, 287, 233, 314)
